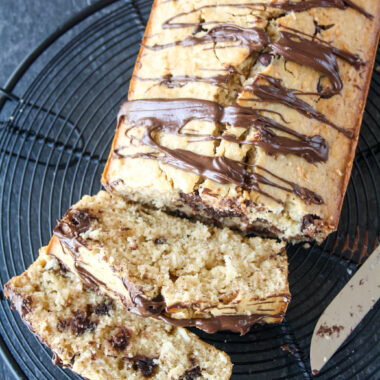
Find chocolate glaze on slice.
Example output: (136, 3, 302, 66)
(54, 208, 98, 255)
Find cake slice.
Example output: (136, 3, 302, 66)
(4, 250, 232, 380)
(52, 191, 290, 335)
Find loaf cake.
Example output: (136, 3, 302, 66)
(4, 250, 232, 379)
(52, 191, 290, 335)
(101, 0, 380, 242)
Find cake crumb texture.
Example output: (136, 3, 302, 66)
(4, 251, 232, 380)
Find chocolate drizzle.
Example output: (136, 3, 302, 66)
(122, 279, 166, 317)
(146, 21, 364, 93)
(74, 262, 108, 290)
(161, 1, 372, 30)
(116, 98, 325, 203)
(131, 0, 372, 203)
(133, 72, 231, 88)
(244, 74, 354, 138)
(280, 26, 364, 71)
(120, 276, 289, 335)
(123, 282, 286, 335)
(146, 24, 269, 53)
(267, 0, 372, 19)
(270, 31, 343, 97)
(157, 311, 284, 335)
(120, 97, 328, 163)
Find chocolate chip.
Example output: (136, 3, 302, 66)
(258, 53, 272, 66)
(71, 209, 95, 234)
(180, 366, 202, 380)
(110, 327, 130, 351)
(129, 356, 158, 377)
(94, 301, 113, 316)
(58, 262, 68, 274)
(313, 21, 334, 36)
(57, 310, 97, 336)
(145, 294, 165, 315)
(154, 237, 167, 245)
(301, 214, 320, 232)
(21, 296, 33, 317)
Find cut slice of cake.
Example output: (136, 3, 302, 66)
(4, 250, 232, 380)
(52, 190, 290, 335)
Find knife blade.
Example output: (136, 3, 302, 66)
(310, 245, 380, 375)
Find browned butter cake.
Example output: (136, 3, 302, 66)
(102, 0, 380, 242)
(52, 191, 290, 335)
(4, 250, 232, 380)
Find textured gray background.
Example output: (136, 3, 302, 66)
(0, 2, 97, 378)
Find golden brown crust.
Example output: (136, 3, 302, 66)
(101, 1, 160, 187)
(333, 24, 380, 231)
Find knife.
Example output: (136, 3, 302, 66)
(310, 244, 380, 375)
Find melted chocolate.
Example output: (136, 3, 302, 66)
(280, 26, 364, 70)
(109, 327, 130, 351)
(117, 98, 324, 203)
(267, 0, 372, 19)
(158, 312, 285, 335)
(136, 3, 368, 193)
(122, 279, 166, 317)
(258, 53, 272, 66)
(147, 21, 363, 91)
(121, 273, 288, 335)
(146, 24, 269, 53)
(162, 1, 372, 30)
(244, 74, 354, 138)
(133, 73, 231, 88)
(74, 262, 108, 290)
(270, 31, 343, 97)
(54, 208, 97, 255)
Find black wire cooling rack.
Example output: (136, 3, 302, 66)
(0, 1, 379, 379)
